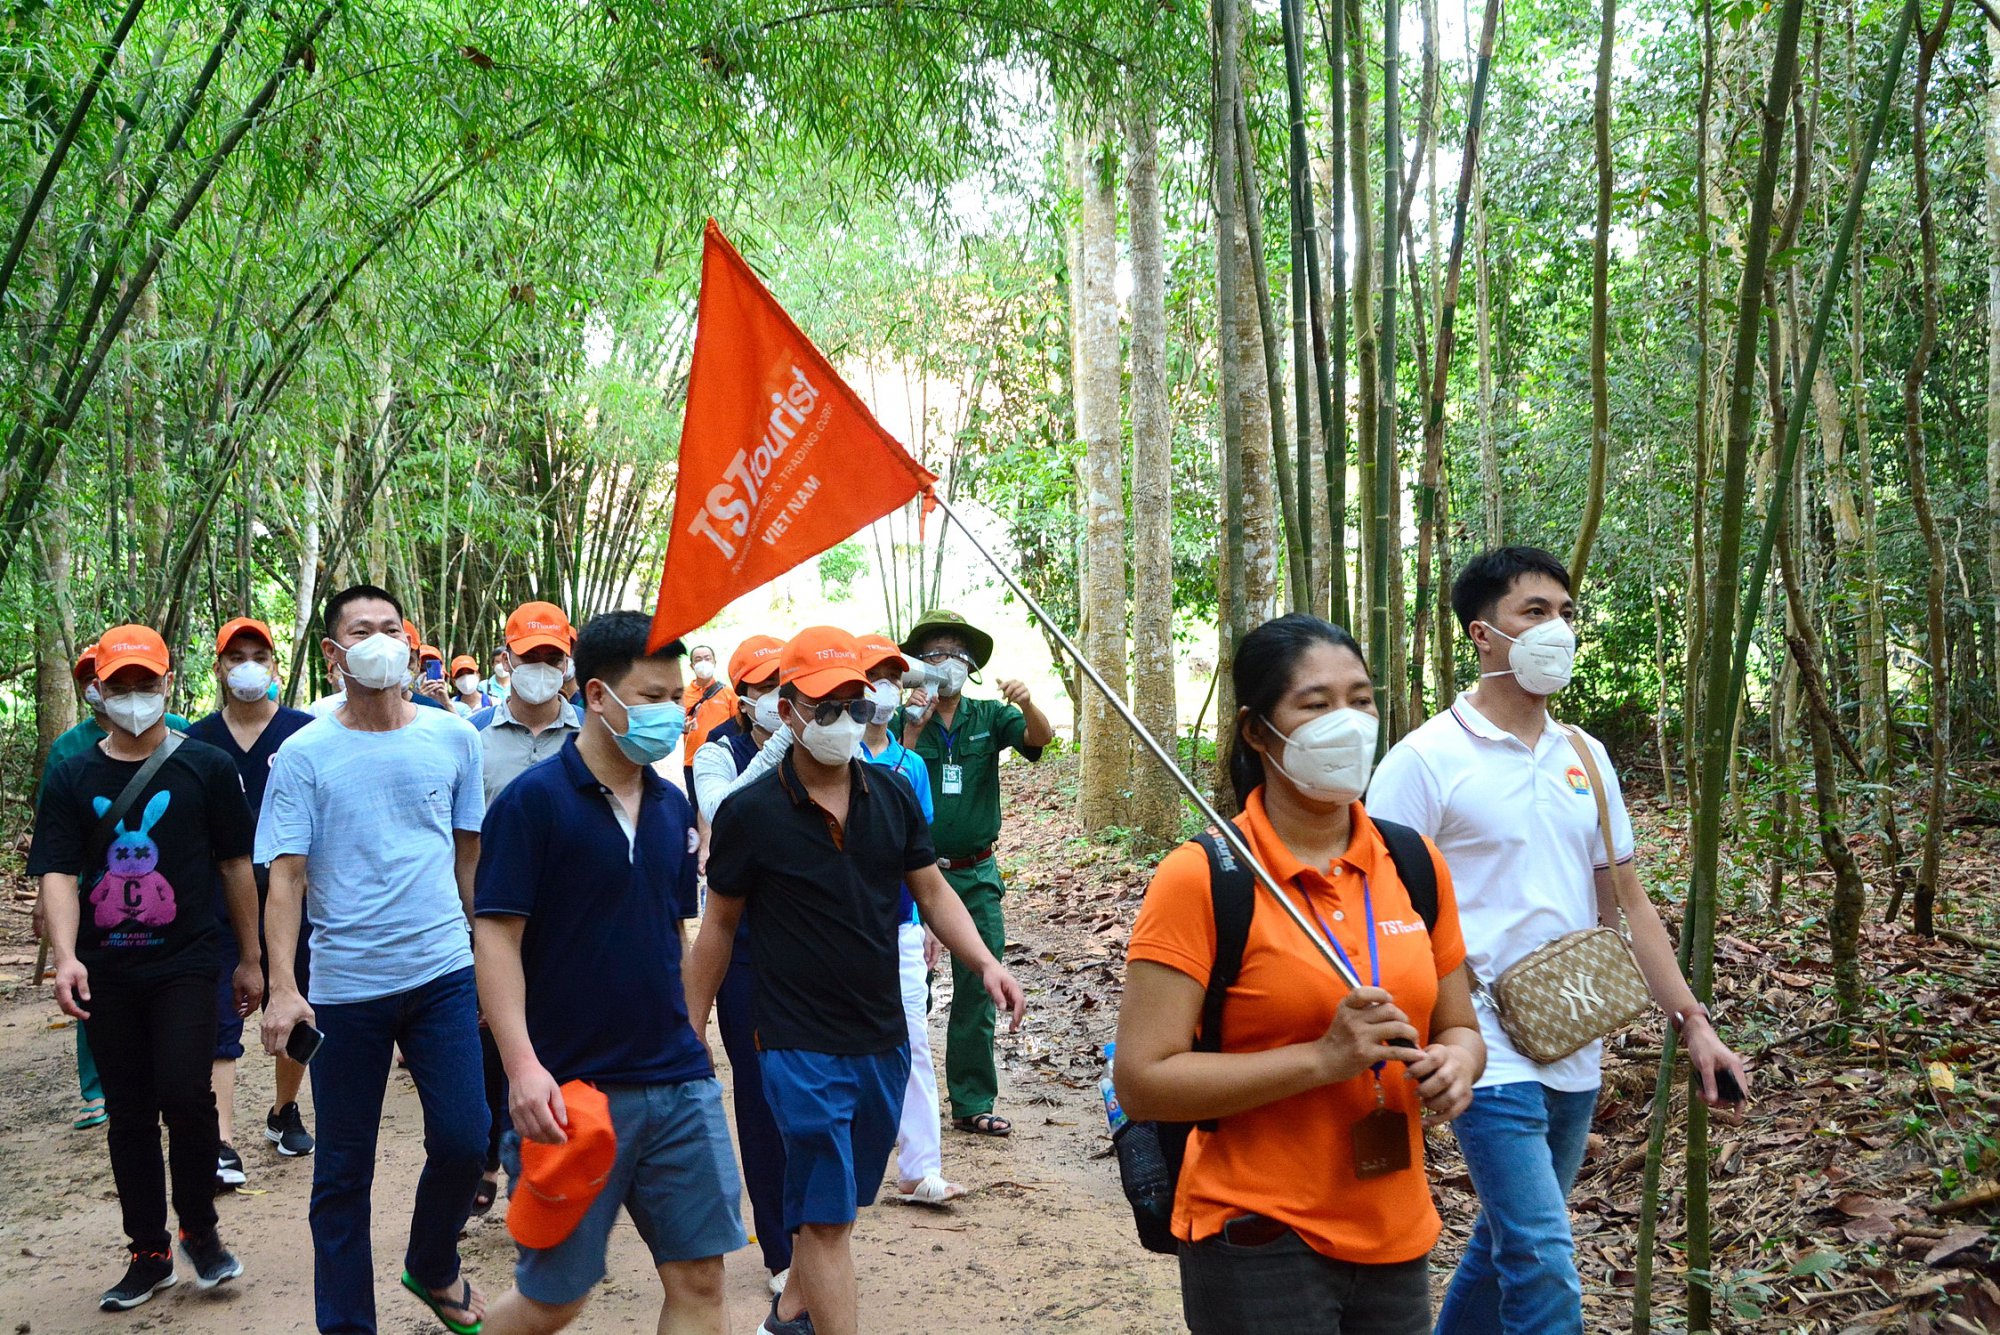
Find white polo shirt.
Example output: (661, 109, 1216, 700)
(1367, 691, 1635, 1092)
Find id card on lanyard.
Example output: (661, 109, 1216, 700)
(939, 722, 965, 796)
(1306, 874, 1412, 1181)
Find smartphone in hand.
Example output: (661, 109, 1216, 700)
(285, 1020, 324, 1065)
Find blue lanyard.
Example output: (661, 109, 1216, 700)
(1303, 872, 1379, 989)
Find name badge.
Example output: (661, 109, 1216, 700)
(941, 763, 964, 796)
(1351, 1106, 1411, 1180)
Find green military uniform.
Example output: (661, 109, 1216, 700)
(898, 692, 1043, 1119)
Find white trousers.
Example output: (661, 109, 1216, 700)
(896, 920, 943, 1181)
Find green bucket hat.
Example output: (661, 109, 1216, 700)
(901, 609, 995, 671)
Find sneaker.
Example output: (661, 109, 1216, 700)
(762, 1292, 816, 1334)
(178, 1228, 243, 1291)
(215, 1142, 246, 1190)
(99, 1249, 177, 1311)
(265, 1102, 315, 1157)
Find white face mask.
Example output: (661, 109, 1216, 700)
(510, 661, 565, 705)
(751, 691, 784, 735)
(1263, 708, 1378, 805)
(1480, 619, 1577, 696)
(225, 661, 273, 703)
(800, 713, 865, 766)
(104, 691, 167, 736)
(864, 679, 902, 726)
(339, 632, 411, 691)
(931, 658, 970, 697)
(454, 674, 479, 694)
(692, 659, 716, 681)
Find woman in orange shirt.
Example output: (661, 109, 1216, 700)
(1116, 614, 1485, 1334)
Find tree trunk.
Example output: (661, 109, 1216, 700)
(1474, 159, 1499, 546)
(1905, 0, 1954, 939)
(1213, 0, 1251, 808)
(1346, 0, 1378, 667)
(1320, 3, 1352, 627)
(1987, 13, 2000, 699)
(1571, 0, 1616, 584)
(31, 455, 74, 784)
(1371, 0, 1402, 726)
(1128, 102, 1177, 853)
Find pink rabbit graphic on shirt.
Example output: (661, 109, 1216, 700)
(87, 790, 177, 929)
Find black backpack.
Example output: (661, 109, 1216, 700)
(1114, 819, 1440, 1255)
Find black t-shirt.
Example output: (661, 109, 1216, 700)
(186, 706, 316, 817)
(28, 736, 257, 985)
(708, 754, 936, 1054)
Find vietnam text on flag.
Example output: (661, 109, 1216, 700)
(647, 221, 937, 649)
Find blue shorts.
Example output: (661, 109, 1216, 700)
(759, 1046, 910, 1231)
(213, 866, 312, 1061)
(502, 1078, 746, 1307)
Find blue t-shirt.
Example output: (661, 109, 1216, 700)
(859, 735, 932, 923)
(255, 706, 485, 1005)
(473, 737, 710, 1087)
(186, 707, 316, 816)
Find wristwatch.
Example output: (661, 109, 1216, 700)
(1671, 1003, 1711, 1036)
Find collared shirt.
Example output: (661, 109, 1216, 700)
(1367, 691, 1636, 1093)
(707, 753, 936, 1054)
(859, 733, 933, 924)
(472, 697, 582, 807)
(474, 737, 708, 1087)
(896, 694, 1042, 858)
(1127, 792, 1464, 1266)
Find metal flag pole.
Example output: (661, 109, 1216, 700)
(929, 494, 1363, 993)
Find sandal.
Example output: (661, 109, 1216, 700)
(952, 1112, 1012, 1137)
(74, 1099, 108, 1130)
(469, 1173, 498, 1217)
(400, 1270, 483, 1334)
(895, 1173, 968, 1206)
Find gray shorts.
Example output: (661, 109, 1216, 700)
(503, 1078, 746, 1306)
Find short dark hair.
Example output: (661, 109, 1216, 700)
(323, 584, 403, 640)
(1450, 547, 1572, 632)
(1227, 614, 1367, 811)
(572, 612, 685, 692)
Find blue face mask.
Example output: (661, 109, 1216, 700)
(603, 684, 685, 765)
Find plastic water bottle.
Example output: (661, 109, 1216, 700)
(1099, 1042, 1128, 1135)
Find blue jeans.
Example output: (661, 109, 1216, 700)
(1436, 1082, 1599, 1335)
(309, 965, 485, 1334)
(718, 957, 790, 1272)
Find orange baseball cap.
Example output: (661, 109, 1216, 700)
(507, 1081, 617, 1251)
(401, 619, 419, 645)
(505, 602, 574, 655)
(216, 616, 275, 655)
(728, 635, 784, 689)
(418, 643, 443, 664)
(73, 641, 100, 684)
(856, 634, 909, 677)
(448, 655, 480, 678)
(95, 625, 171, 680)
(780, 626, 866, 698)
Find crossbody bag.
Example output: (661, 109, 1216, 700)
(1485, 725, 1650, 1065)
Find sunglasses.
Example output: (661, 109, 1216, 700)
(796, 698, 873, 727)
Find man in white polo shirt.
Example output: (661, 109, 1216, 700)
(1368, 546, 1750, 1335)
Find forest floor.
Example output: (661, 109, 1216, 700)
(0, 753, 1997, 1333)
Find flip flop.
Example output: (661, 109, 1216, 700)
(894, 1173, 968, 1206)
(951, 1112, 1012, 1137)
(469, 1173, 498, 1217)
(400, 1270, 483, 1335)
(74, 1099, 107, 1130)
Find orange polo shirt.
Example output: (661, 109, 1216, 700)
(681, 678, 739, 765)
(1125, 791, 1466, 1265)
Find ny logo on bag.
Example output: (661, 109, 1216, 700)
(1557, 974, 1606, 1021)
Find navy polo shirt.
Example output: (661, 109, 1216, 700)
(474, 736, 710, 1087)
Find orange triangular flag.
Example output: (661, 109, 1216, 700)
(648, 222, 936, 649)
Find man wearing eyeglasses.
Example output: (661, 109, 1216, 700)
(687, 626, 1026, 1335)
(895, 610, 1052, 1140)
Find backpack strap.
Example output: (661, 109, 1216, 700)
(1371, 817, 1439, 935)
(1193, 831, 1256, 1132)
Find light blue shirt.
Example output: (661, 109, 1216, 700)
(256, 706, 485, 1005)
(859, 734, 933, 923)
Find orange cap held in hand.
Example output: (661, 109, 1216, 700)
(507, 1081, 617, 1251)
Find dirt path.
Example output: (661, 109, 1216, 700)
(0, 773, 1182, 1335)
